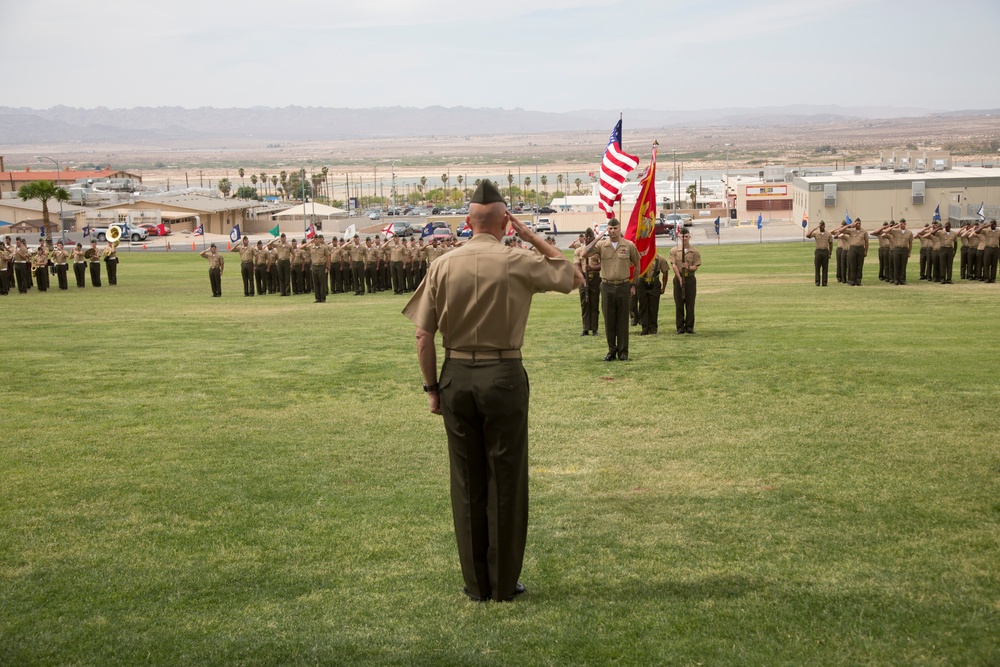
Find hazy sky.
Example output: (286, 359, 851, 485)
(3, 0, 998, 112)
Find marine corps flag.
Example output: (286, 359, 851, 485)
(624, 142, 658, 278)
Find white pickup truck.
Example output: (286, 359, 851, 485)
(91, 222, 148, 242)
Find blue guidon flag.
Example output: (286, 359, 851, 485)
(932, 205, 941, 222)
(756, 213, 763, 230)
(230, 224, 241, 242)
(715, 216, 721, 235)
(83, 224, 91, 237)
(421, 222, 434, 238)
(845, 210, 852, 225)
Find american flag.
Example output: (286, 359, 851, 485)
(598, 119, 639, 219)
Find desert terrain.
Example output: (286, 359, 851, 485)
(2, 114, 998, 192)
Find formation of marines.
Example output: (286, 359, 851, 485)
(1, 236, 119, 295)
(805, 218, 999, 286)
(221, 233, 473, 301)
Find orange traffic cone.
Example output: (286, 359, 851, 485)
(142, 244, 147, 250)
(192, 242, 196, 251)
(167, 242, 171, 251)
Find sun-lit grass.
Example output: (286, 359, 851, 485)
(1, 245, 998, 665)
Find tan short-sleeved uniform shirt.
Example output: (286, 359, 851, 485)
(403, 234, 575, 352)
(591, 238, 639, 282)
(980, 228, 999, 248)
(306, 241, 332, 266)
(233, 243, 257, 262)
(809, 231, 833, 250)
(669, 245, 702, 275)
(885, 229, 913, 252)
(202, 251, 224, 269)
(842, 228, 867, 248)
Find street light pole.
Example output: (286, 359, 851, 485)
(36, 155, 64, 237)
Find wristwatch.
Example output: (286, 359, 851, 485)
(423, 382, 439, 393)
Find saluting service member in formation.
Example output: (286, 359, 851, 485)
(670, 227, 702, 334)
(267, 233, 293, 296)
(959, 222, 973, 279)
(252, 240, 267, 295)
(70, 242, 87, 288)
(883, 219, 913, 285)
(870, 222, 892, 282)
(636, 250, 669, 335)
(581, 218, 640, 361)
(835, 228, 849, 283)
(0, 241, 11, 295)
(981, 220, 1000, 283)
(348, 235, 365, 295)
(403, 180, 582, 603)
(573, 228, 601, 336)
(231, 235, 257, 296)
(51, 240, 69, 290)
(806, 221, 833, 286)
(102, 241, 119, 286)
(290, 239, 305, 294)
(915, 223, 935, 281)
(834, 218, 868, 286)
(937, 222, 958, 284)
(306, 234, 332, 302)
(199, 243, 225, 297)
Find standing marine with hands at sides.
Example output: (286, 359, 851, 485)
(581, 218, 640, 361)
(403, 180, 583, 603)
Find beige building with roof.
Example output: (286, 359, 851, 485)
(792, 164, 1000, 226)
(72, 194, 264, 235)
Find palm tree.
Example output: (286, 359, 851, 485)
(557, 174, 563, 192)
(18, 180, 70, 236)
(574, 177, 582, 194)
(238, 167, 245, 185)
(270, 175, 278, 194)
(507, 172, 514, 201)
(217, 177, 232, 198)
(250, 174, 258, 194)
(441, 173, 448, 192)
(686, 183, 698, 209)
(420, 176, 427, 192)
(540, 175, 547, 196)
(456, 174, 464, 197)
(260, 172, 268, 195)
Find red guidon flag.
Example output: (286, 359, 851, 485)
(382, 221, 394, 238)
(598, 119, 639, 219)
(625, 143, 658, 278)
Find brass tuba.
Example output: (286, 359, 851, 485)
(107, 224, 122, 247)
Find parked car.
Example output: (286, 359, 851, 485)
(390, 221, 412, 237)
(457, 224, 473, 238)
(432, 227, 454, 242)
(654, 219, 678, 236)
(663, 213, 693, 227)
(368, 211, 381, 220)
(431, 220, 449, 230)
(137, 222, 172, 236)
(408, 222, 426, 235)
(538, 205, 557, 214)
(534, 217, 552, 233)
(92, 222, 148, 242)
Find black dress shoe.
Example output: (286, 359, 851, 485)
(686, 329, 695, 334)
(677, 329, 686, 335)
(618, 353, 628, 361)
(580, 331, 589, 336)
(503, 582, 527, 601)
(463, 588, 489, 603)
(603, 353, 616, 362)
(592, 331, 599, 336)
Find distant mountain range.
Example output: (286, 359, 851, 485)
(0, 104, 996, 145)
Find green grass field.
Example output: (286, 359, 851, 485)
(2, 245, 998, 666)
